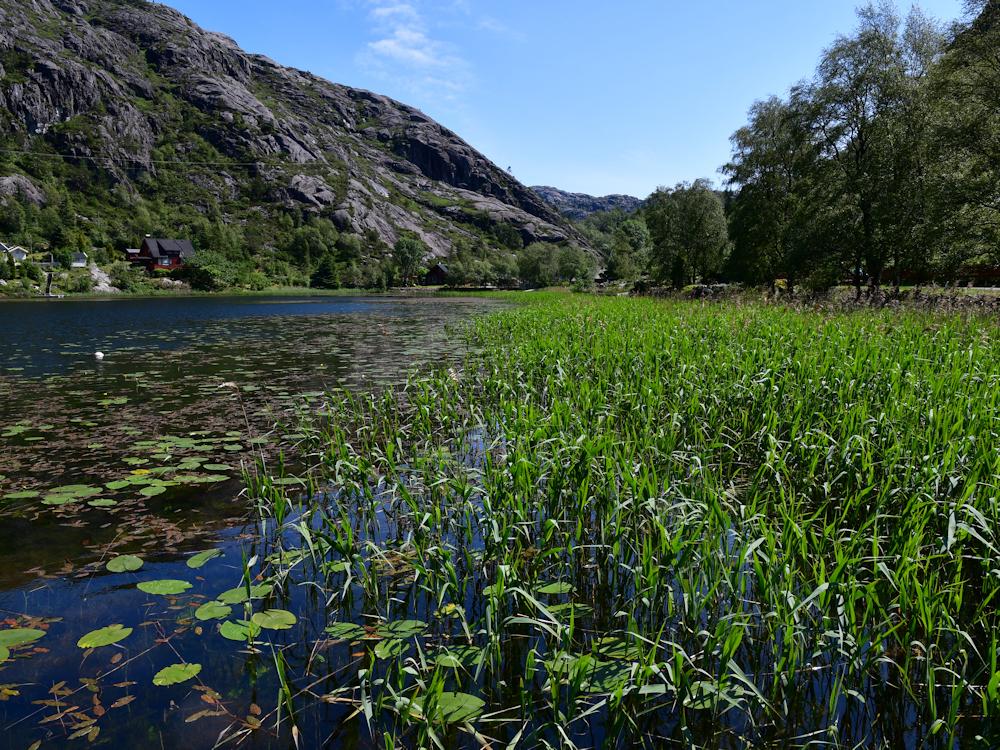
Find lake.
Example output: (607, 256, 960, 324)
(0, 294, 500, 749)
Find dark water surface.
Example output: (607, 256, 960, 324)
(0, 295, 499, 749)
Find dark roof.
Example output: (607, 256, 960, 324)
(71, 252, 88, 262)
(429, 262, 449, 273)
(142, 238, 196, 258)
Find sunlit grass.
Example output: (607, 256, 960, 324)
(247, 294, 1000, 748)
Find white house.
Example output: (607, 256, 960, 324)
(71, 251, 89, 268)
(1, 243, 28, 264)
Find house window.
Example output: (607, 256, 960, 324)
(159, 258, 171, 266)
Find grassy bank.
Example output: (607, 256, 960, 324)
(232, 294, 1000, 747)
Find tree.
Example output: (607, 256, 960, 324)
(517, 243, 560, 287)
(393, 235, 426, 285)
(607, 219, 651, 281)
(183, 250, 237, 291)
(645, 180, 730, 287)
(926, 0, 1000, 273)
(725, 94, 825, 291)
(808, 2, 921, 295)
(311, 254, 341, 289)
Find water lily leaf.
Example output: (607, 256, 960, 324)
(0, 646, 8, 663)
(77, 624, 133, 649)
(137, 579, 191, 595)
(0, 628, 45, 648)
(217, 584, 272, 604)
(375, 619, 427, 639)
(3, 490, 39, 501)
(271, 477, 304, 486)
(139, 485, 166, 497)
(42, 494, 77, 506)
(202, 464, 232, 472)
(325, 622, 366, 641)
(536, 582, 574, 595)
(52, 484, 100, 497)
(547, 602, 593, 619)
(88, 498, 118, 508)
(106, 555, 143, 573)
(414, 691, 486, 724)
(219, 620, 261, 642)
(187, 549, 222, 569)
(434, 645, 482, 669)
(594, 635, 641, 661)
(374, 638, 408, 659)
(153, 663, 201, 686)
(250, 609, 296, 630)
(195, 602, 232, 621)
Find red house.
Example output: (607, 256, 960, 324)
(131, 237, 196, 272)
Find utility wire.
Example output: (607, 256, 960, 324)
(0, 146, 323, 168)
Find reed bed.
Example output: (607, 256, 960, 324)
(246, 294, 1000, 748)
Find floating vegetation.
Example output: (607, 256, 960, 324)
(105, 555, 143, 573)
(77, 624, 132, 649)
(136, 579, 192, 595)
(186, 549, 222, 569)
(152, 663, 202, 686)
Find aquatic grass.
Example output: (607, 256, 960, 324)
(252, 295, 1000, 748)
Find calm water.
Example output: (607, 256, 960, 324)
(0, 294, 499, 749)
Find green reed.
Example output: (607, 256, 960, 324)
(242, 293, 1000, 748)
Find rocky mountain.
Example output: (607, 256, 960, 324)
(0, 0, 580, 272)
(531, 186, 643, 221)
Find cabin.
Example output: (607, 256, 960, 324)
(1, 244, 28, 264)
(131, 237, 196, 272)
(423, 262, 449, 286)
(70, 252, 89, 269)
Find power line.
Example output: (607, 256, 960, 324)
(0, 146, 321, 168)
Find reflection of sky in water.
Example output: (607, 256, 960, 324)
(0, 296, 416, 378)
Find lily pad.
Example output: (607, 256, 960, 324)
(3, 490, 40, 501)
(375, 619, 428, 639)
(536, 581, 574, 595)
(434, 645, 482, 669)
(374, 638, 409, 659)
(325, 622, 366, 641)
(0, 628, 45, 648)
(106, 555, 143, 573)
(250, 609, 296, 631)
(415, 691, 486, 724)
(195, 602, 232, 621)
(219, 620, 261, 642)
(153, 663, 201, 686)
(139, 485, 167, 498)
(88, 498, 118, 508)
(217, 583, 272, 604)
(137, 579, 191, 595)
(77, 624, 133, 649)
(186, 549, 223, 569)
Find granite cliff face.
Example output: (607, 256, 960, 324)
(0, 0, 578, 257)
(531, 186, 642, 221)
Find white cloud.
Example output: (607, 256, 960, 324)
(477, 16, 526, 42)
(359, 0, 471, 103)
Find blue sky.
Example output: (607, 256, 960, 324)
(164, 0, 966, 198)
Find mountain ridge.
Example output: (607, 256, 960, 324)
(0, 0, 583, 281)
(531, 185, 643, 220)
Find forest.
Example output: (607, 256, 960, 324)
(584, 0, 1000, 297)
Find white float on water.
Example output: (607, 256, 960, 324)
(94, 351, 105, 361)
